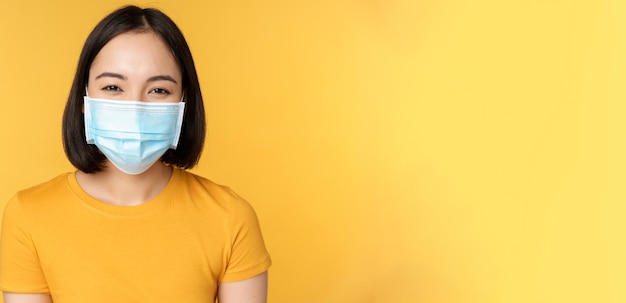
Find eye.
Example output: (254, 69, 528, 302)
(102, 85, 122, 92)
(150, 88, 170, 95)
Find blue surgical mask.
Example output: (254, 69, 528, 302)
(84, 96, 186, 175)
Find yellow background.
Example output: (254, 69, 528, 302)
(1, 0, 624, 302)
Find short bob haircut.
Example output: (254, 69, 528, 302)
(62, 5, 205, 173)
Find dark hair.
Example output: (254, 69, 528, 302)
(62, 5, 205, 173)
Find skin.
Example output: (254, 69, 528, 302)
(4, 31, 267, 303)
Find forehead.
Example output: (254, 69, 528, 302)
(89, 31, 181, 80)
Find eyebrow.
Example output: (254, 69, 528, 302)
(95, 72, 126, 80)
(147, 75, 178, 84)
(94, 72, 178, 84)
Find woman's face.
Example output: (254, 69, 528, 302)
(87, 31, 183, 103)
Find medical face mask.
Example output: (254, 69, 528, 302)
(84, 96, 186, 175)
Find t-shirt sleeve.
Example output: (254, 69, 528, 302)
(0, 194, 49, 293)
(221, 191, 272, 282)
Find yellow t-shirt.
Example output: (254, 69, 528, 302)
(0, 168, 271, 302)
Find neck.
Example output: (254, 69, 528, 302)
(76, 161, 173, 206)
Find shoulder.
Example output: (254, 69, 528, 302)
(174, 169, 255, 214)
(17, 173, 73, 196)
(8, 173, 74, 209)
(2, 172, 74, 230)
(177, 169, 230, 194)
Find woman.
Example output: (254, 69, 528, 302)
(0, 5, 271, 303)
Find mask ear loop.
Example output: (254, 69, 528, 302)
(85, 87, 90, 98)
